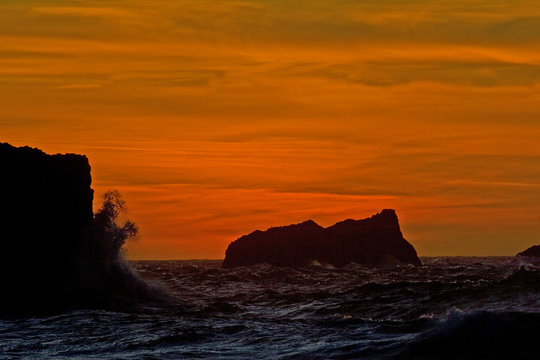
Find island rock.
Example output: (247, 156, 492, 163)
(517, 245, 540, 257)
(222, 209, 421, 268)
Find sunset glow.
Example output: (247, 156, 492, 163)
(2, 0, 540, 258)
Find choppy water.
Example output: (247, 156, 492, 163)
(1, 257, 539, 359)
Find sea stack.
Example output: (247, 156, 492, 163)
(223, 209, 421, 268)
(517, 245, 540, 257)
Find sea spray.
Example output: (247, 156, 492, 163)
(71, 191, 173, 312)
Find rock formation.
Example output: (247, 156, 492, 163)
(0, 142, 93, 307)
(0, 142, 166, 315)
(223, 209, 421, 268)
(517, 245, 540, 257)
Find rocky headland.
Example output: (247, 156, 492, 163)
(0, 142, 167, 315)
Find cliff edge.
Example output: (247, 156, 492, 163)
(223, 209, 421, 268)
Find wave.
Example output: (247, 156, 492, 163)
(140, 261, 540, 324)
(401, 310, 540, 359)
(499, 267, 540, 286)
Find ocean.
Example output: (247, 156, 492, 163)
(1, 257, 539, 359)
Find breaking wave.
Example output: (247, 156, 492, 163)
(402, 310, 540, 359)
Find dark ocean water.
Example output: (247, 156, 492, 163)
(1, 257, 539, 359)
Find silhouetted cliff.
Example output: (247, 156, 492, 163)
(517, 245, 540, 257)
(0, 143, 93, 312)
(223, 209, 421, 268)
(0, 143, 167, 315)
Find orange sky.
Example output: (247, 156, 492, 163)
(2, 0, 540, 259)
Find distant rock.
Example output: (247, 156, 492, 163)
(517, 245, 540, 257)
(223, 209, 421, 268)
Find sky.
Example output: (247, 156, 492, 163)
(2, 0, 540, 259)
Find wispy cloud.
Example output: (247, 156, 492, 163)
(31, 6, 133, 18)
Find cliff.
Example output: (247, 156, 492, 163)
(0, 143, 166, 315)
(517, 245, 540, 257)
(0, 143, 93, 310)
(223, 209, 421, 268)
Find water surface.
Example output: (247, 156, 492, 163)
(1, 257, 539, 359)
